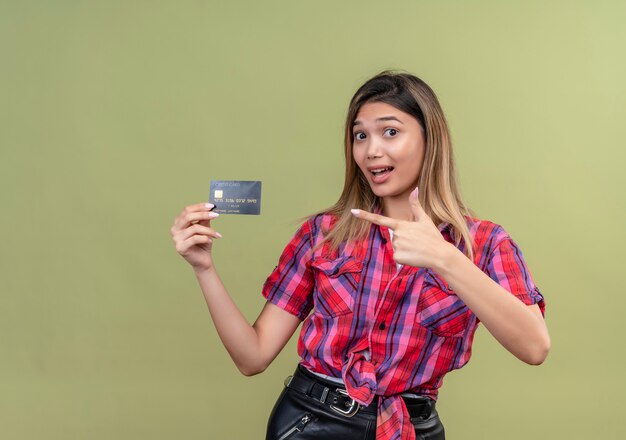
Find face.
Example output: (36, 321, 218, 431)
(352, 101, 425, 201)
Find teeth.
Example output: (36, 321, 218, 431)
(371, 167, 392, 175)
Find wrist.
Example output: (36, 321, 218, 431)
(193, 265, 217, 278)
(433, 242, 462, 277)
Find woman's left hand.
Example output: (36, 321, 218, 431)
(351, 187, 453, 270)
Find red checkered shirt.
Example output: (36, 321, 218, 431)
(262, 207, 546, 440)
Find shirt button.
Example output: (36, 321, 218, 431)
(379, 323, 386, 330)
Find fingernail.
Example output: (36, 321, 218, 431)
(350, 209, 361, 216)
(410, 187, 419, 202)
(215, 232, 222, 238)
(205, 203, 215, 209)
(208, 212, 219, 218)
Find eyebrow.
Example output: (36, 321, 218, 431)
(353, 116, 404, 126)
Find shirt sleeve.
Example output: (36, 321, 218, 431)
(485, 235, 546, 316)
(261, 219, 315, 320)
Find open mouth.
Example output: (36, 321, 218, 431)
(369, 166, 394, 183)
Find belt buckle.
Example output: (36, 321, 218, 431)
(330, 388, 360, 417)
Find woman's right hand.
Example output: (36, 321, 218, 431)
(170, 202, 222, 272)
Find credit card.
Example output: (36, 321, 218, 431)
(209, 180, 262, 215)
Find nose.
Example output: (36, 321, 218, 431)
(366, 137, 382, 159)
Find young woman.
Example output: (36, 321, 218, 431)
(170, 71, 550, 440)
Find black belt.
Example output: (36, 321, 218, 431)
(284, 364, 434, 419)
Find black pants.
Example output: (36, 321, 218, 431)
(266, 365, 445, 440)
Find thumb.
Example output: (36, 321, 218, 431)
(409, 186, 425, 221)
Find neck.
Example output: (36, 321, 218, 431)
(381, 191, 413, 221)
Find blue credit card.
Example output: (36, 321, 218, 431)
(209, 180, 262, 215)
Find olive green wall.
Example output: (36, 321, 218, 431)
(1, 1, 624, 439)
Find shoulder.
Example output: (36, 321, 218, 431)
(283, 213, 339, 250)
(300, 212, 339, 237)
(463, 215, 512, 257)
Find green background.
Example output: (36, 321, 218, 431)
(1, 1, 625, 438)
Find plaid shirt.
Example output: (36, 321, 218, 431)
(263, 208, 545, 440)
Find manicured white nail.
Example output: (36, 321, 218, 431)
(208, 212, 219, 218)
(205, 203, 215, 209)
(350, 209, 361, 216)
(215, 232, 222, 238)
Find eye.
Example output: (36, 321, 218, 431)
(354, 131, 367, 141)
(384, 128, 398, 137)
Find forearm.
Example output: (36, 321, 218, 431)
(433, 244, 550, 365)
(193, 266, 264, 375)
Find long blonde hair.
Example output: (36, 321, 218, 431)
(309, 70, 477, 261)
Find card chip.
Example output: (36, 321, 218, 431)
(214, 190, 223, 199)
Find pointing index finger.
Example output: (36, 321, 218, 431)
(351, 209, 399, 230)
